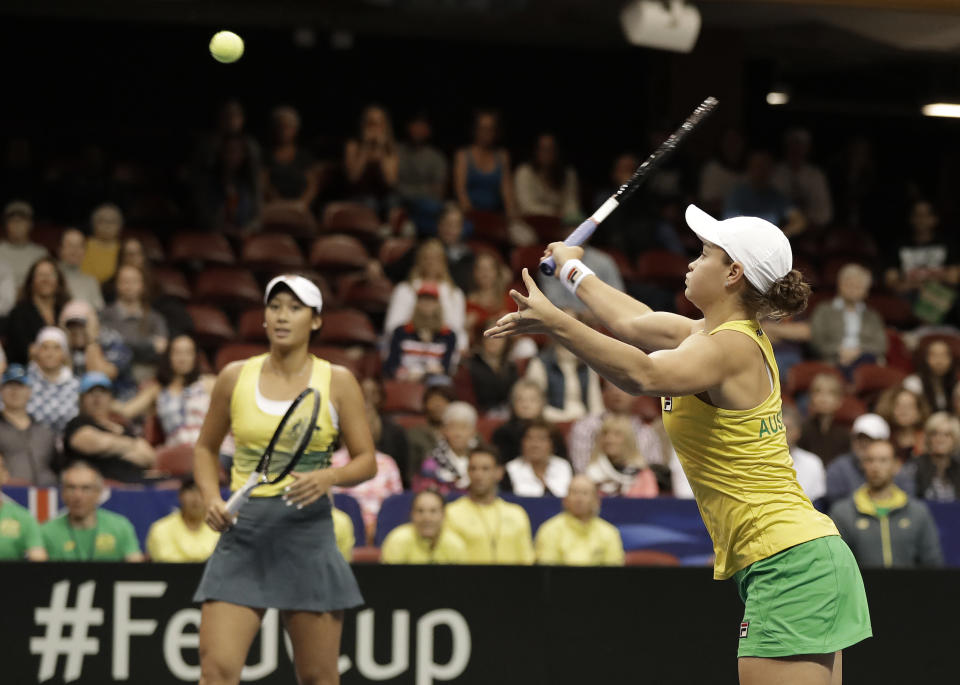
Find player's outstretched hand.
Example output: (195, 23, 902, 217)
(543, 243, 584, 276)
(205, 498, 234, 532)
(485, 268, 561, 339)
(284, 470, 336, 510)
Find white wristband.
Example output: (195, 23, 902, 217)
(559, 259, 595, 295)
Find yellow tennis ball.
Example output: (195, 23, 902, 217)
(209, 31, 244, 64)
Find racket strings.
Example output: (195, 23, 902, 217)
(267, 393, 320, 481)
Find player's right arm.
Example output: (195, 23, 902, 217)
(545, 243, 701, 351)
(194, 362, 242, 532)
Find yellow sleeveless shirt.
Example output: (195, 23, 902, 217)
(229, 354, 338, 497)
(661, 320, 838, 579)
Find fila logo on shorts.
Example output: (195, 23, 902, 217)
(739, 621, 749, 638)
(663, 397, 673, 412)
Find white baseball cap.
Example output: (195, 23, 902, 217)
(851, 413, 890, 440)
(685, 204, 793, 294)
(264, 275, 323, 313)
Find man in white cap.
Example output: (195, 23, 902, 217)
(824, 413, 915, 506)
(486, 205, 871, 680)
(26, 326, 80, 436)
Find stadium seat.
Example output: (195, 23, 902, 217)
(155, 443, 194, 477)
(193, 267, 261, 309)
(316, 309, 378, 346)
(143, 414, 164, 446)
(309, 234, 371, 271)
(215, 343, 269, 371)
(237, 308, 267, 342)
(152, 266, 191, 300)
(674, 290, 699, 318)
(339, 276, 394, 314)
(308, 345, 364, 377)
(599, 247, 637, 282)
(835, 394, 868, 425)
(186, 304, 236, 348)
(867, 294, 914, 328)
(522, 214, 565, 242)
(510, 245, 547, 277)
(452, 364, 476, 405)
(382, 380, 425, 413)
(853, 363, 908, 404)
(624, 549, 681, 567)
(392, 414, 427, 430)
(785, 361, 844, 396)
(378, 237, 414, 267)
(261, 201, 318, 239)
(123, 228, 166, 263)
(169, 232, 235, 266)
(241, 233, 305, 271)
(635, 250, 688, 288)
(476, 415, 504, 443)
(466, 210, 509, 246)
(351, 546, 382, 563)
(885, 328, 914, 373)
(322, 201, 381, 242)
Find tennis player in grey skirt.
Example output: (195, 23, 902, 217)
(194, 274, 377, 685)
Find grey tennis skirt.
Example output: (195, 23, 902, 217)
(194, 495, 363, 612)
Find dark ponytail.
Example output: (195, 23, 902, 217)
(742, 269, 811, 320)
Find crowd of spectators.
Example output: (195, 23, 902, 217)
(0, 100, 958, 570)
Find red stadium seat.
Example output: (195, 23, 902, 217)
(476, 416, 504, 443)
(522, 214, 565, 243)
(624, 549, 680, 566)
(143, 414, 164, 446)
(835, 395, 868, 425)
(382, 380, 425, 414)
(351, 546, 382, 563)
(169, 232, 235, 266)
(378, 237, 414, 267)
(155, 443, 194, 477)
(339, 276, 394, 315)
(308, 345, 365, 378)
(322, 202, 381, 242)
(785, 361, 844, 397)
(309, 234, 371, 271)
(452, 364, 476, 405)
(215, 343, 269, 371)
(152, 266, 192, 300)
(393, 414, 427, 430)
(510, 245, 547, 277)
(193, 267, 261, 309)
(241, 233, 305, 271)
(885, 328, 914, 374)
(261, 201, 318, 239)
(674, 290, 699, 318)
(466, 210, 510, 246)
(853, 364, 907, 405)
(237, 308, 267, 342)
(316, 309, 378, 346)
(186, 304, 236, 348)
(123, 228, 166, 263)
(635, 250, 688, 288)
(599, 247, 637, 282)
(867, 294, 914, 328)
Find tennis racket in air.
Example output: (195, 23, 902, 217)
(539, 96, 719, 275)
(225, 387, 322, 516)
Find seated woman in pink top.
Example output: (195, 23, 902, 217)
(585, 415, 658, 497)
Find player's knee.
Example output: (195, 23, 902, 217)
(294, 664, 339, 685)
(199, 657, 243, 685)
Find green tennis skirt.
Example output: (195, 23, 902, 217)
(734, 534, 872, 658)
(194, 495, 363, 612)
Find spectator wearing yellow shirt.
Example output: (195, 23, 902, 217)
(332, 506, 355, 562)
(381, 490, 466, 564)
(535, 475, 624, 566)
(146, 479, 220, 562)
(81, 204, 123, 284)
(444, 446, 535, 564)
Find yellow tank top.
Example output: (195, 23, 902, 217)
(229, 354, 338, 497)
(660, 320, 838, 579)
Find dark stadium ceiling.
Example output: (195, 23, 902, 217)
(4, 0, 960, 61)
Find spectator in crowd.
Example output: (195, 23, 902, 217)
(435, 203, 475, 293)
(876, 385, 930, 462)
(25, 327, 79, 437)
(415, 401, 478, 495)
(384, 238, 467, 351)
(492, 379, 567, 463)
(396, 111, 448, 236)
(525, 337, 603, 423)
(537, 246, 625, 314)
(724, 150, 806, 236)
(912, 412, 960, 503)
(535, 475, 625, 566)
(146, 478, 220, 562)
(884, 199, 960, 325)
(41, 460, 144, 561)
(771, 128, 833, 228)
(198, 132, 262, 235)
(381, 490, 467, 564)
(830, 136, 879, 231)
(465, 250, 512, 343)
(331, 405, 403, 541)
(454, 109, 518, 219)
(195, 100, 262, 173)
(797, 373, 849, 467)
(100, 264, 169, 374)
(825, 413, 915, 505)
(405, 382, 455, 482)
(59, 299, 127, 390)
(445, 446, 535, 564)
(586, 415, 659, 497)
(62, 372, 156, 483)
(262, 105, 319, 208)
(359, 377, 410, 485)
(0, 200, 47, 290)
(332, 505, 355, 562)
(467, 324, 518, 415)
(504, 418, 573, 497)
(58, 228, 104, 311)
(782, 405, 826, 502)
(514, 133, 583, 225)
(829, 439, 943, 568)
(698, 128, 746, 216)
(383, 281, 459, 380)
(6, 257, 70, 365)
(568, 378, 666, 474)
(113, 334, 214, 448)
(345, 104, 399, 220)
(81, 203, 123, 284)
(809, 263, 887, 376)
(904, 339, 957, 413)
(0, 452, 47, 560)
(0, 365, 56, 486)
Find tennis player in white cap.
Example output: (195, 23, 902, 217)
(487, 206, 871, 685)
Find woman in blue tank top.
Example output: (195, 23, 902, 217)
(454, 110, 519, 217)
